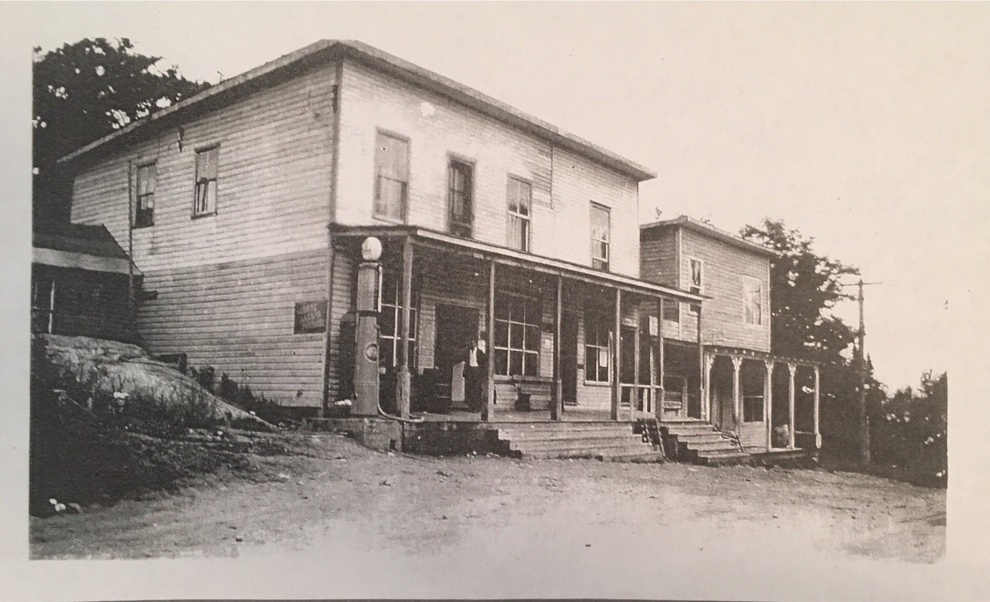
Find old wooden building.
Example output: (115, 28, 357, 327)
(60, 40, 818, 463)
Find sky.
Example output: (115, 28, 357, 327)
(5, 2, 989, 391)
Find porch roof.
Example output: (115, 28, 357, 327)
(330, 223, 708, 303)
(704, 344, 821, 368)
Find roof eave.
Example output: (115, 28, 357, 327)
(58, 40, 656, 182)
(641, 217, 779, 257)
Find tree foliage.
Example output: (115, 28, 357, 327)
(872, 371, 947, 487)
(740, 218, 859, 363)
(741, 218, 886, 461)
(33, 38, 210, 231)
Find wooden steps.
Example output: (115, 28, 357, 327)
(660, 419, 752, 466)
(496, 421, 661, 463)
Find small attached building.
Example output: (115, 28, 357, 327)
(640, 216, 821, 454)
(31, 223, 139, 343)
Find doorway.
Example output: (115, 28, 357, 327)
(434, 304, 480, 408)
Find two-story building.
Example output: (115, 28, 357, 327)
(58, 40, 818, 461)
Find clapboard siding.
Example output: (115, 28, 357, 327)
(679, 228, 770, 352)
(739, 422, 766, 450)
(336, 60, 642, 277)
(640, 226, 771, 351)
(71, 63, 336, 272)
(639, 232, 678, 288)
(137, 249, 329, 407)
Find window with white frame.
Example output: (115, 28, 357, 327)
(378, 270, 417, 368)
(688, 258, 703, 314)
(135, 163, 156, 228)
(744, 278, 763, 325)
(590, 203, 610, 271)
(494, 294, 540, 377)
(584, 310, 611, 383)
(506, 177, 532, 252)
(193, 147, 218, 216)
(374, 132, 409, 221)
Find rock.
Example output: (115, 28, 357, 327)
(235, 536, 243, 543)
(380, 479, 392, 487)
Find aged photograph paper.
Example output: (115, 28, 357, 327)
(2, 2, 989, 600)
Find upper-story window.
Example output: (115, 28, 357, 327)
(744, 278, 763, 325)
(506, 177, 532, 252)
(688, 258, 703, 314)
(193, 147, 218, 216)
(374, 132, 409, 221)
(134, 163, 156, 228)
(590, 202, 610, 271)
(448, 159, 474, 238)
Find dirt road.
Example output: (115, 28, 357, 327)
(29, 432, 947, 598)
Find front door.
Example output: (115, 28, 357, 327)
(434, 304, 480, 408)
(561, 312, 579, 404)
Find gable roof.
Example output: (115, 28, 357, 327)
(58, 40, 657, 181)
(640, 215, 778, 257)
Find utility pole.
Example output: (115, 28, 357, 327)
(856, 279, 869, 465)
(844, 278, 881, 466)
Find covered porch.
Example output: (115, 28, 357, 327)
(704, 345, 821, 454)
(328, 224, 707, 425)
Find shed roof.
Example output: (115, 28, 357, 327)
(33, 223, 139, 275)
(640, 215, 778, 257)
(59, 40, 656, 181)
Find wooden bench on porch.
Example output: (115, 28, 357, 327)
(495, 376, 553, 411)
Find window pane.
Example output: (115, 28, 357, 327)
(495, 320, 509, 347)
(509, 322, 524, 349)
(197, 148, 218, 179)
(691, 260, 702, 288)
(525, 325, 540, 351)
(591, 205, 609, 241)
(379, 307, 396, 338)
(376, 178, 405, 220)
(495, 296, 510, 320)
(518, 181, 531, 215)
(379, 339, 395, 368)
(376, 133, 408, 180)
(495, 349, 508, 376)
(381, 271, 398, 304)
(509, 350, 523, 375)
(524, 352, 537, 376)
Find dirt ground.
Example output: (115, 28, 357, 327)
(29, 430, 947, 598)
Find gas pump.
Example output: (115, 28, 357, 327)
(352, 237, 383, 416)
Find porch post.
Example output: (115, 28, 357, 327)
(397, 236, 414, 419)
(704, 353, 714, 423)
(731, 356, 742, 436)
(814, 365, 821, 449)
(656, 297, 665, 421)
(697, 305, 704, 420)
(764, 360, 774, 450)
(483, 259, 496, 422)
(611, 287, 621, 421)
(632, 301, 641, 421)
(788, 362, 797, 449)
(552, 274, 563, 421)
